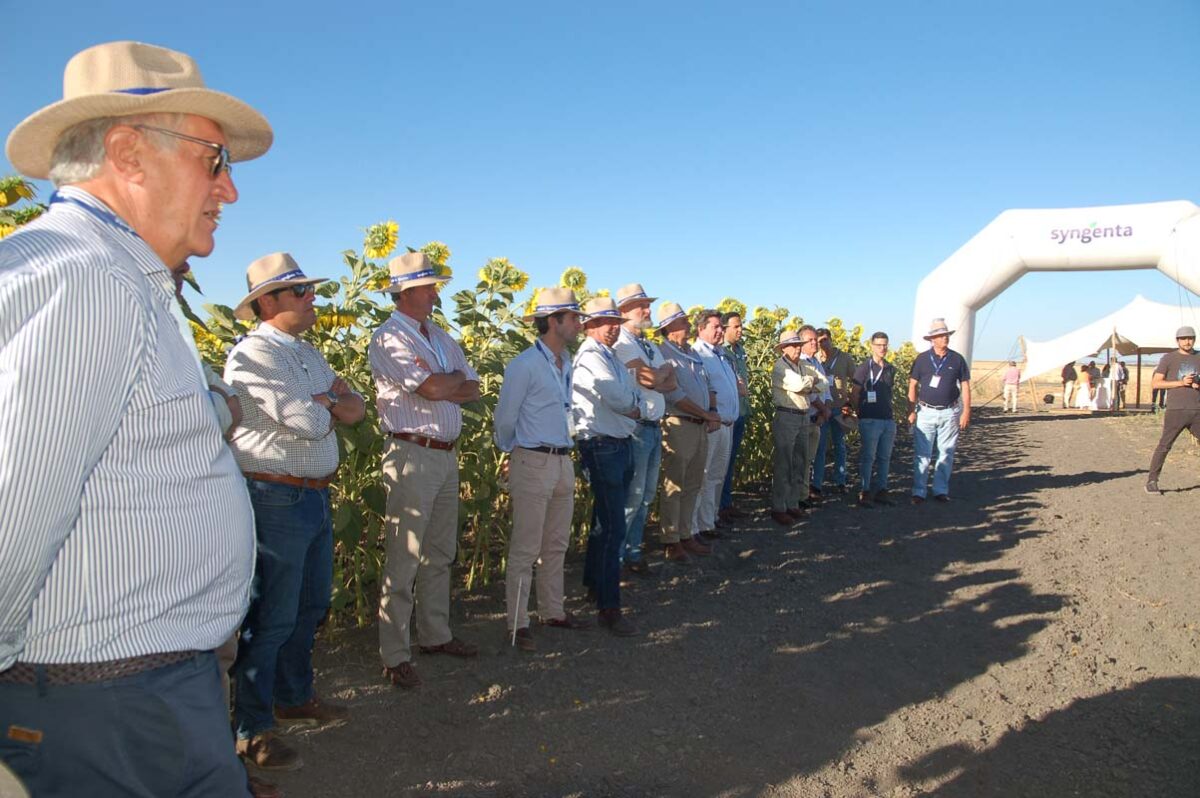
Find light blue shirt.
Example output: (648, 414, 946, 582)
(693, 339, 739, 423)
(572, 337, 641, 439)
(494, 340, 574, 451)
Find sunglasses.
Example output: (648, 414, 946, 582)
(269, 283, 315, 298)
(134, 124, 232, 177)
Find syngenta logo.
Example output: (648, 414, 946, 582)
(1050, 222, 1133, 244)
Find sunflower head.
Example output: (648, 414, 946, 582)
(559, 266, 587, 291)
(363, 220, 399, 260)
(421, 241, 451, 268)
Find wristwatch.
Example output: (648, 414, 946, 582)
(325, 390, 339, 407)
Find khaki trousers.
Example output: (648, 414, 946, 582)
(800, 420, 820, 494)
(379, 438, 459, 667)
(771, 411, 810, 511)
(505, 448, 575, 631)
(658, 417, 708, 543)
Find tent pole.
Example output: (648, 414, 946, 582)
(1136, 350, 1143, 409)
(1017, 335, 1035, 413)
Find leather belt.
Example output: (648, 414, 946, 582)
(918, 402, 952, 410)
(390, 432, 455, 451)
(666, 415, 704, 425)
(245, 471, 335, 490)
(774, 406, 807, 416)
(0, 650, 199, 686)
(637, 419, 661, 427)
(521, 445, 572, 456)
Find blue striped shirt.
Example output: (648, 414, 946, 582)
(0, 186, 255, 669)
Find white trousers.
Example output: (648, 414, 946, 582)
(692, 423, 733, 533)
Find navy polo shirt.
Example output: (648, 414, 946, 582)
(852, 359, 895, 420)
(910, 349, 970, 407)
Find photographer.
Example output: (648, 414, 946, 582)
(1145, 326, 1200, 493)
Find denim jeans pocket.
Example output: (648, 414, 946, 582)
(0, 725, 42, 786)
(248, 480, 303, 508)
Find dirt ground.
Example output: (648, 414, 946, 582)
(266, 407, 1199, 797)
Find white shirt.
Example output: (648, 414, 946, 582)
(693, 339, 739, 423)
(612, 327, 666, 422)
(494, 340, 573, 451)
(572, 337, 641, 439)
(804, 354, 834, 403)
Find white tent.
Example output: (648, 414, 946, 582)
(1020, 295, 1200, 384)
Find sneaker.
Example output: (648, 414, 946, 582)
(382, 660, 421, 690)
(1145, 481, 1161, 494)
(274, 695, 349, 727)
(597, 609, 638, 637)
(511, 627, 536, 651)
(237, 733, 302, 772)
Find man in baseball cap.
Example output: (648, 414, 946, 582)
(1145, 325, 1200, 493)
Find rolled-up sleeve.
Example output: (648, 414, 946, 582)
(224, 339, 332, 441)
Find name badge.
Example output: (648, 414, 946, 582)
(866, 390, 877, 403)
(928, 375, 941, 389)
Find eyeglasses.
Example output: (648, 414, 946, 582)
(269, 283, 315, 298)
(134, 125, 232, 177)
(799, 338, 817, 345)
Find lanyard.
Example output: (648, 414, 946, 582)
(826, 355, 838, 375)
(49, 192, 140, 238)
(393, 313, 449, 371)
(866, 360, 886, 388)
(929, 352, 949, 376)
(535, 339, 572, 408)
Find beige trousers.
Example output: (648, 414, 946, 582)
(505, 448, 575, 631)
(798, 419, 819, 499)
(658, 417, 708, 544)
(771, 411, 810, 511)
(379, 438, 459, 667)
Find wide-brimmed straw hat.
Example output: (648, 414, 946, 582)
(6, 41, 273, 180)
(383, 252, 451, 293)
(922, 317, 956, 340)
(582, 296, 630, 324)
(523, 287, 585, 322)
(233, 252, 327, 320)
(655, 301, 688, 330)
(776, 329, 803, 349)
(615, 282, 658, 310)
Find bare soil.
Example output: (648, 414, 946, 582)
(266, 407, 1200, 797)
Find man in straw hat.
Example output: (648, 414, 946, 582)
(656, 302, 722, 558)
(369, 252, 481, 687)
(223, 253, 365, 771)
(0, 41, 273, 795)
(494, 289, 591, 651)
(611, 283, 676, 575)
(907, 317, 971, 504)
(770, 329, 828, 525)
(1144, 325, 1200, 494)
(573, 296, 646, 636)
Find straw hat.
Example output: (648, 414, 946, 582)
(922, 317, 956, 340)
(383, 252, 450, 293)
(582, 296, 631, 324)
(655, 301, 688, 330)
(233, 252, 327, 320)
(522, 287, 585, 322)
(615, 282, 658, 309)
(6, 41, 273, 180)
(776, 329, 803, 349)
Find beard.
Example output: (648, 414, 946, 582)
(637, 318, 654, 331)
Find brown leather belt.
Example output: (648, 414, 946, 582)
(245, 471, 335, 490)
(0, 650, 199, 686)
(666, 415, 704, 425)
(390, 432, 455, 451)
(774, 406, 807, 416)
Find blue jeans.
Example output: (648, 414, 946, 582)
(623, 422, 662, 564)
(813, 407, 847, 487)
(912, 406, 960, 498)
(579, 436, 633, 611)
(719, 414, 747, 510)
(858, 418, 896, 493)
(234, 480, 333, 740)
(0, 653, 250, 797)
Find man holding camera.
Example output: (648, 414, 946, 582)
(1145, 326, 1200, 494)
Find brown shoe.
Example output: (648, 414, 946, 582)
(770, 511, 794, 526)
(248, 774, 283, 798)
(624, 559, 652, 576)
(597, 609, 638, 637)
(663, 543, 692, 562)
(382, 660, 421, 689)
(511, 627, 536, 651)
(274, 695, 348, 728)
(419, 636, 479, 657)
(681, 536, 711, 556)
(873, 490, 895, 506)
(699, 529, 723, 541)
(237, 733, 302, 772)
(541, 612, 591, 630)
(786, 507, 805, 520)
(726, 506, 749, 519)
(857, 491, 873, 508)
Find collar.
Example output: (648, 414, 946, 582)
(54, 186, 170, 277)
(255, 322, 300, 344)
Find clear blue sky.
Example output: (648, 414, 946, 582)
(4, 1, 1198, 358)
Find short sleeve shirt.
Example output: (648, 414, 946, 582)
(852, 360, 895, 420)
(910, 349, 970, 407)
(1154, 351, 1200, 410)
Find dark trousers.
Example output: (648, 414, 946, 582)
(0, 653, 250, 797)
(579, 436, 633, 611)
(720, 414, 747, 510)
(1147, 408, 1200, 482)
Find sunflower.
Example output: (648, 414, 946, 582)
(559, 266, 587, 291)
(0, 224, 14, 240)
(421, 241, 451, 268)
(0, 177, 34, 209)
(717, 297, 747, 318)
(363, 220, 399, 260)
(505, 270, 530, 291)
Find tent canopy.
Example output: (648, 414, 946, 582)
(1020, 295, 1200, 383)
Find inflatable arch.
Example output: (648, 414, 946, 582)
(911, 200, 1200, 362)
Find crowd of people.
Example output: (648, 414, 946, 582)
(0, 43, 980, 798)
(1060, 359, 1129, 411)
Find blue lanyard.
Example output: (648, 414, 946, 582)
(535, 339, 572, 408)
(393, 313, 449, 371)
(867, 360, 885, 387)
(929, 352, 949, 376)
(49, 192, 140, 238)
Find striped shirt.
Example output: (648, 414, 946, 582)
(572, 337, 641, 440)
(494, 341, 574, 452)
(0, 186, 255, 669)
(369, 310, 478, 441)
(224, 323, 341, 478)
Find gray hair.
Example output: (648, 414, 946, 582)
(48, 113, 184, 187)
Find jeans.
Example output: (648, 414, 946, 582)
(813, 407, 847, 487)
(579, 436, 633, 611)
(912, 406, 960, 498)
(623, 422, 662, 564)
(234, 480, 333, 740)
(858, 418, 896, 493)
(720, 414, 747, 510)
(0, 653, 251, 797)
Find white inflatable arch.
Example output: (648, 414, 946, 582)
(911, 200, 1200, 362)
